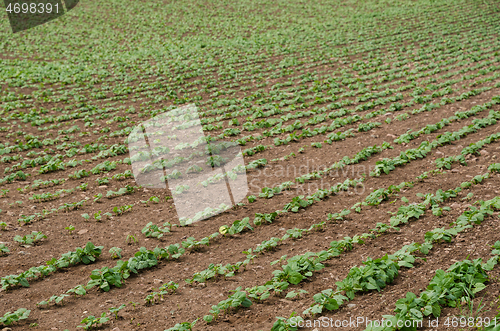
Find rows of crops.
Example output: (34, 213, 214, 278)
(1, 0, 500, 330)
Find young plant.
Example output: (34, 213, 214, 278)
(0, 243, 9, 256)
(462, 192, 474, 200)
(93, 193, 103, 202)
(13, 231, 47, 246)
(148, 196, 160, 203)
(129, 301, 140, 309)
(109, 247, 122, 259)
(166, 319, 198, 331)
(203, 288, 252, 323)
(142, 222, 171, 239)
(64, 225, 75, 235)
(113, 205, 133, 215)
(0, 308, 30, 326)
(126, 234, 138, 245)
(96, 177, 110, 185)
(94, 211, 102, 221)
(160, 281, 179, 294)
(285, 289, 309, 300)
(77, 183, 88, 191)
(109, 304, 126, 319)
(78, 312, 109, 330)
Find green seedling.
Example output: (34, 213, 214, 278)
(167, 319, 198, 331)
(93, 193, 103, 202)
(126, 234, 138, 245)
(113, 205, 133, 215)
(77, 183, 88, 191)
(271, 311, 303, 331)
(65, 225, 75, 235)
(462, 192, 474, 200)
(109, 304, 126, 319)
(461, 181, 472, 188)
(142, 222, 171, 239)
(0, 221, 7, 230)
(308, 221, 326, 232)
(285, 289, 309, 300)
(78, 312, 109, 330)
(96, 177, 110, 185)
(36, 294, 69, 307)
(81, 213, 90, 221)
(13, 231, 47, 245)
(66, 285, 87, 298)
(160, 281, 179, 294)
(129, 301, 140, 309)
(145, 281, 179, 305)
(203, 288, 252, 323)
(109, 247, 122, 259)
(0, 308, 30, 326)
(0, 244, 9, 255)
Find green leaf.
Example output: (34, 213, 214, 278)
(288, 271, 304, 285)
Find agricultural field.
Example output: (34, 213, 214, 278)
(2, 0, 500, 330)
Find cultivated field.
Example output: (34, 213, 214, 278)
(1, 0, 500, 330)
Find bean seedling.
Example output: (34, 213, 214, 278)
(77, 183, 88, 191)
(64, 225, 75, 235)
(109, 247, 122, 259)
(13, 231, 47, 246)
(126, 234, 138, 245)
(109, 304, 126, 319)
(142, 222, 171, 239)
(0, 244, 9, 255)
(129, 301, 140, 309)
(78, 312, 109, 330)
